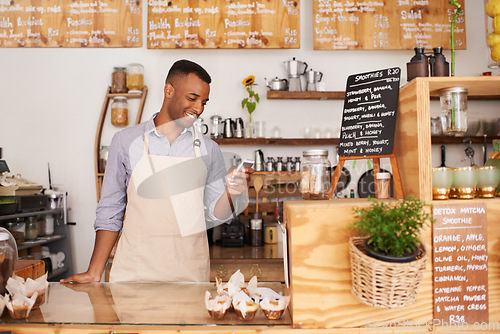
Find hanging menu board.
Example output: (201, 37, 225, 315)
(433, 204, 489, 324)
(313, 0, 466, 50)
(338, 67, 400, 157)
(147, 0, 300, 49)
(0, 0, 141, 48)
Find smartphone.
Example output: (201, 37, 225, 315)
(235, 159, 254, 172)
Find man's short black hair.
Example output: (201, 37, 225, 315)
(166, 59, 211, 84)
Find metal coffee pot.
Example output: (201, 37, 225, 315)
(265, 77, 288, 91)
(210, 113, 223, 138)
(235, 117, 244, 138)
(283, 57, 308, 77)
(255, 149, 265, 172)
(306, 69, 323, 91)
(223, 118, 235, 138)
(194, 117, 208, 135)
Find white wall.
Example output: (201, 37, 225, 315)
(0, 0, 498, 276)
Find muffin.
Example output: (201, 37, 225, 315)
(232, 290, 259, 321)
(205, 291, 231, 320)
(260, 296, 290, 320)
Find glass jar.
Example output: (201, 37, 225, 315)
(485, 139, 500, 196)
(439, 87, 468, 135)
(0, 228, 17, 295)
(37, 215, 46, 237)
(300, 149, 331, 200)
(485, 1, 500, 68)
(25, 216, 38, 240)
(111, 96, 129, 126)
(126, 63, 144, 92)
(111, 67, 127, 93)
(99, 145, 109, 173)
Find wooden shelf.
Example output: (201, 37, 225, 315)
(267, 90, 345, 100)
(214, 138, 339, 145)
(431, 135, 500, 144)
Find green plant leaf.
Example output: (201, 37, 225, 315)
(247, 102, 256, 114)
(241, 98, 248, 109)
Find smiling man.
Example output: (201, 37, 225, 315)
(62, 59, 250, 283)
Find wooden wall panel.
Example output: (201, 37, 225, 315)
(0, 0, 142, 47)
(147, 0, 300, 49)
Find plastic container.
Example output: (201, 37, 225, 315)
(300, 149, 331, 200)
(111, 67, 127, 93)
(126, 63, 144, 92)
(485, 1, 500, 68)
(439, 87, 468, 135)
(0, 228, 17, 295)
(111, 96, 129, 126)
(376, 172, 391, 199)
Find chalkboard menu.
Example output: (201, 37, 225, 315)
(433, 204, 489, 324)
(338, 67, 400, 157)
(313, 0, 466, 50)
(147, 0, 300, 49)
(0, 0, 142, 48)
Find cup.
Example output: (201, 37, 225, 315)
(255, 121, 266, 138)
(303, 127, 311, 138)
(453, 167, 479, 199)
(264, 225, 278, 244)
(477, 166, 499, 198)
(432, 167, 453, 200)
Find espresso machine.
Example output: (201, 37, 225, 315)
(283, 57, 308, 91)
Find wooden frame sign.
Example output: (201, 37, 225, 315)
(433, 204, 489, 324)
(0, 0, 142, 48)
(332, 67, 404, 199)
(313, 0, 466, 50)
(147, 0, 300, 49)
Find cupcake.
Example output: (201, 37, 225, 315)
(232, 290, 259, 321)
(205, 291, 231, 320)
(260, 295, 290, 320)
(4, 292, 37, 319)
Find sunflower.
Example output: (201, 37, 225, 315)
(242, 75, 255, 86)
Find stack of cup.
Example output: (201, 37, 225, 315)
(453, 167, 478, 199)
(432, 167, 453, 200)
(477, 166, 499, 198)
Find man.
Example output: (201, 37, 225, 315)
(62, 59, 250, 283)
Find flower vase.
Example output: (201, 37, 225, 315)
(246, 118, 255, 138)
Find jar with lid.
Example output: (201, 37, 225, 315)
(111, 67, 128, 93)
(286, 157, 294, 171)
(0, 228, 17, 295)
(439, 87, 468, 135)
(300, 149, 331, 200)
(25, 216, 38, 240)
(485, 2, 500, 68)
(126, 63, 144, 92)
(111, 96, 129, 126)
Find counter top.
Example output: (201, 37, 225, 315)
(1, 282, 290, 327)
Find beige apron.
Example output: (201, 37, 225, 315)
(110, 127, 209, 282)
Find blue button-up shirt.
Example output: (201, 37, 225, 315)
(94, 113, 229, 232)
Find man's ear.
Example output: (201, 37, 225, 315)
(164, 83, 174, 98)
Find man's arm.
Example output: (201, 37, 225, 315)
(60, 230, 119, 283)
(213, 168, 250, 220)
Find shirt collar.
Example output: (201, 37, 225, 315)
(146, 112, 192, 138)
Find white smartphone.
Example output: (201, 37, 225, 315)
(235, 159, 254, 172)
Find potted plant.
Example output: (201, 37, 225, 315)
(350, 196, 432, 263)
(348, 196, 432, 308)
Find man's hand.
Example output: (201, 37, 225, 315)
(60, 271, 102, 284)
(226, 166, 253, 195)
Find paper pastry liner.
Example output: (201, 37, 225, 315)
(6, 273, 48, 309)
(260, 295, 290, 320)
(216, 269, 246, 298)
(205, 291, 231, 320)
(0, 294, 5, 316)
(232, 290, 259, 321)
(4, 291, 38, 319)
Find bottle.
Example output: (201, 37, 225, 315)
(300, 149, 331, 200)
(294, 157, 301, 171)
(276, 157, 284, 172)
(126, 63, 144, 92)
(429, 47, 449, 77)
(406, 47, 429, 82)
(286, 157, 294, 172)
(111, 96, 129, 126)
(111, 67, 127, 93)
(350, 189, 355, 198)
(266, 157, 275, 172)
(0, 228, 16, 295)
(250, 214, 263, 246)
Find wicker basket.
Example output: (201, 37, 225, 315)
(349, 237, 427, 309)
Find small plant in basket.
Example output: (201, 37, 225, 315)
(350, 196, 432, 262)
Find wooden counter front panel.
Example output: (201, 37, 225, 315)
(210, 260, 284, 282)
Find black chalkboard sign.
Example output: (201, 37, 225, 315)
(339, 67, 401, 157)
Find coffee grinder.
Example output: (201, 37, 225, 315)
(283, 57, 308, 91)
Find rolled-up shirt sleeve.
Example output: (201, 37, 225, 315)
(94, 132, 129, 232)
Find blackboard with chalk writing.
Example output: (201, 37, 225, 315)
(338, 67, 400, 157)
